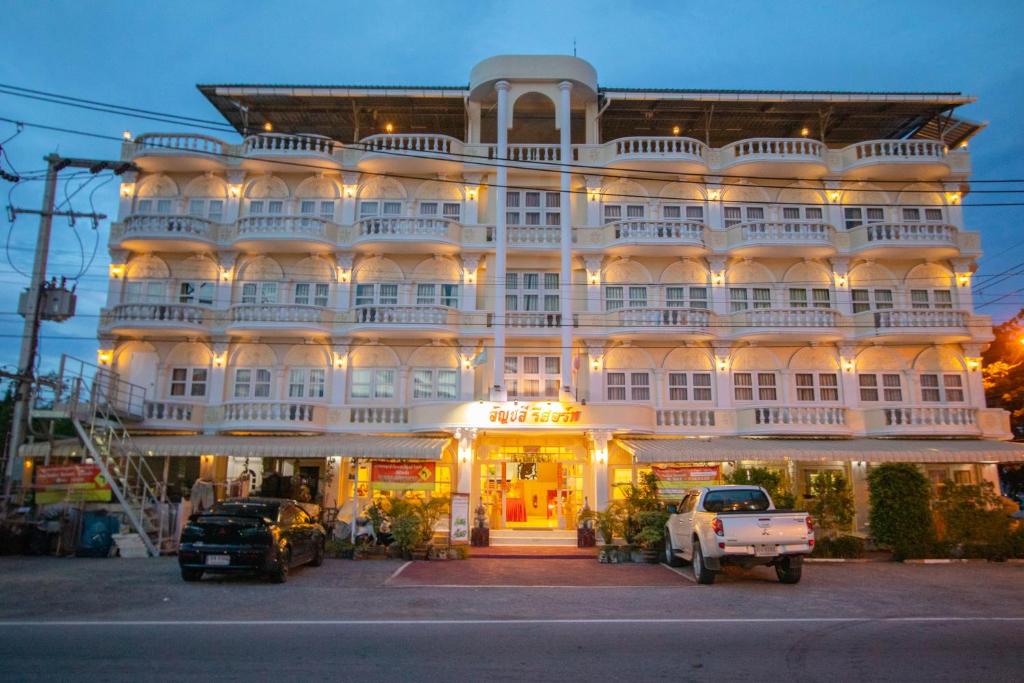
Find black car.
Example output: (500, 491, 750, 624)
(178, 497, 326, 583)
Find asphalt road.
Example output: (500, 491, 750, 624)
(0, 557, 1021, 681)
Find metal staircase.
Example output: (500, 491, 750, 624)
(40, 356, 166, 556)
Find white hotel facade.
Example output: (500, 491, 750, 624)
(98, 55, 1021, 536)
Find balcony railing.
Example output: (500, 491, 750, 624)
(229, 303, 328, 325)
(881, 406, 976, 428)
(223, 401, 321, 427)
(348, 407, 409, 425)
(144, 401, 203, 427)
(656, 409, 717, 427)
(611, 137, 707, 162)
(740, 307, 839, 329)
(356, 217, 453, 239)
(611, 220, 705, 244)
(617, 307, 711, 330)
(360, 134, 459, 155)
(863, 222, 957, 244)
(873, 309, 967, 329)
(487, 144, 578, 163)
(722, 138, 826, 164)
(122, 214, 212, 239)
(133, 133, 224, 156)
(354, 305, 451, 325)
(105, 303, 208, 327)
(846, 140, 947, 164)
(237, 215, 331, 240)
(752, 406, 847, 427)
(498, 312, 567, 329)
(736, 221, 832, 244)
(243, 133, 337, 156)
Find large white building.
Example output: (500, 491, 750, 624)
(95, 55, 1022, 538)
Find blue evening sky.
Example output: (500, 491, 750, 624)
(0, 0, 1021, 373)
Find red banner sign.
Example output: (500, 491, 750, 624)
(371, 462, 436, 491)
(651, 465, 722, 498)
(35, 464, 112, 503)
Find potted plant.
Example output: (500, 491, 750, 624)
(635, 510, 670, 563)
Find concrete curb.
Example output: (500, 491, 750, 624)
(804, 558, 878, 564)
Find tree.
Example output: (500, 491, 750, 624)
(867, 463, 934, 560)
(809, 471, 855, 540)
(982, 311, 1024, 438)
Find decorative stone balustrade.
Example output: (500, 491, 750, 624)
(122, 214, 212, 239)
(507, 225, 563, 245)
(656, 409, 717, 427)
(237, 215, 330, 239)
(617, 307, 711, 329)
(741, 307, 839, 328)
(499, 312, 566, 329)
(723, 137, 826, 163)
(881, 406, 976, 428)
(349, 407, 409, 424)
(873, 309, 967, 329)
(753, 406, 847, 426)
(863, 222, 957, 244)
(845, 139, 947, 164)
(223, 401, 320, 425)
(737, 221, 832, 244)
(356, 217, 452, 239)
(487, 144, 577, 163)
(611, 137, 707, 161)
(610, 220, 705, 244)
(144, 401, 201, 425)
(243, 133, 337, 156)
(229, 304, 327, 325)
(359, 134, 458, 155)
(105, 303, 208, 327)
(354, 305, 450, 325)
(133, 133, 224, 156)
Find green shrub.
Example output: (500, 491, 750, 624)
(1009, 526, 1024, 559)
(867, 463, 934, 560)
(726, 466, 796, 509)
(635, 510, 670, 550)
(324, 538, 354, 559)
(616, 472, 662, 543)
(811, 534, 865, 559)
(809, 471, 855, 540)
(934, 481, 1012, 560)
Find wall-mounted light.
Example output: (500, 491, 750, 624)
(461, 355, 473, 371)
(587, 270, 600, 286)
(227, 184, 242, 199)
(671, 125, 681, 136)
(465, 186, 479, 201)
(841, 357, 855, 374)
(108, 264, 126, 279)
(800, 127, 810, 137)
(946, 191, 962, 205)
(337, 267, 351, 283)
(97, 349, 113, 366)
(119, 183, 135, 198)
(122, 130, 132, 142)
(710, 270, 725, 286)
(384, 123, 394, 134)
(219, 267, 232, 282)
(965, 357, 981, 372)
(956, 272, 972, 288)
(834, 272, 849, 289)
(212, 353, 226, 368)
(463, 269, 476, 285)
(594, 448, 608, 465)
(263, 122, 273, 132)
(959, 141, 969, 149)
(707, 189, 722, 202)
(333, 353, 346, 369)
(715, 355, 730, 373)
(590, 356, 602, 372)
(827, 190, 842, 204)
(343, 184, 357, 199)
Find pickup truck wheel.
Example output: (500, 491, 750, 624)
(664, 530, 684, 567)
(692, 540, 716, 585)
(775, 556, 803, 584)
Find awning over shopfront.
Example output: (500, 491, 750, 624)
(617, 437, 1024, 464)
(20, 435, 450, 460)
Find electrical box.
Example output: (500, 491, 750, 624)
(18, 285, 77, 322)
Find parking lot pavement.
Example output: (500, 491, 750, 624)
(387, 558, 689, 586)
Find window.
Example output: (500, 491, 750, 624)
(902, 207, 944, 222)
(178, 281, 214, 305)
(505, 272, 559, 312)
(733, 372, 777, 401)
(730, 287, 772, 312)
(788, 288, 831, 309)
(505, 355, 560, 399)
(782, 206, 824, 221)
(415, 283, 459, 308)
(350, 368, 395, 400)
(602, 203, 645, 223)
(294, 283, 329, 307)
(233, 368, 272, 399)
(136, 198, 173, 214)
(411, 369, 459, 400)
(287, 368, 326, 399)
(299, 199, 336, 222)
(508, 191, 560, 226)
(723, 206, 765, 228)
(354, 283, 399, 307)
(795, 373, 839, 401)
(247, 199, 284, 216)
(844, 207, 885, 230)
(188, 198, 224, 222)
(241, 282, 279, 305)
(662, 204, 704, 221)
(604, 372, 650, 401)
(359, 201, 402, 218)
(953, 469, 974, 485)
(668, 372, 713, 401)
(419, 201, 461, 221)
(124, 280, 165, 304)
(666, 286, 708, 309)
(858, 373, 903, 402)
(851, 288, 894, 313)
(910, 289, 953, 310)
(169, 367, 207, 398)
(920, 374, 964, 402)
(604, 285, 647, 311)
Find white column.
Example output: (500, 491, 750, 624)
(586, 342, 606, 403)
(107, 250, 128, 307)
(962, 343, 986, 407)
(708, 256, 728, 316)
(583, 256, 603, 312)
(559, 81, 574, 396)
(838, 345, 860, 409)
(490, 82, 510, 401)
(215, 252, 237, 311)
(341, 172, 360, 224)
(831, 257, 852, 315)
(335, 253, 353, 310)
(584, 174, 602, 226)
(458, 342, 477, 401)
(460, 254, 480, 314)
(463, 174, 481, 225)
(330, 342, 349, 406)
(706, 179, 723, 230)
(117, 171, 137, 220)
(944, 183, 965, 227)
(951, 258, 975, 311)
(714, 347, 734, 410)
(454, 428, 477, 494)
(589, 430, 612, 511)
(225, 170, 245, 224)
(207, 340, 230, 412)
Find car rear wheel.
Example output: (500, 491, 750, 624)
(180, 568, 203, 582)
(664, 530, 684, 567)
(270, 546, 290, 584)
(692, 540, 716, 585)
(309, 540, 324, 567)
(775, 556, 803, 584)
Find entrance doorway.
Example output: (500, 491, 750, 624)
(478, 444, 585, 530)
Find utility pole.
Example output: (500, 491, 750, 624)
(2, 153, 135, 508)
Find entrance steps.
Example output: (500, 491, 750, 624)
(489, 529, 577, 547)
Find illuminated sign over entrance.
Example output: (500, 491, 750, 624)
(486, 402, 583, 426)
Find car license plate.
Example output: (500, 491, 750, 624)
(205, 554, 230, 567)
(755, 544, 777, 557)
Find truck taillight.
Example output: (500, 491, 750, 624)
(711, 518, 724, 536)
(806, 516, 815, 532)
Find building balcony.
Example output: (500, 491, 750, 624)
(604, 306, 713, 338)
(480, 143, 578, 170)
(654, 408, 724, 432)
(241, 133, 341, 171)
(220, 401, 325, 433)
(344, 305, 460, 338)
(725, 221, 835, 257)
(350, 217, 461, 254)
(718, 138, 828, 178)
(226, 303, 331, 335)
(863, 406, 978, 436)
(728, 307, 842, 342)
(101, 303, 210, 336)
(357, 134, 464, 174)
(141, 401, 206, 432)
(346, 406, 411, 428)
(488, 311, 573, 335)
(598, 136, 709, 174)
(858, 308, 974, 343)
(848, 222, 960, 259)
(738, 405, 850, 436)
(840, 139, 950, 180)
(232, 215, 336, 253)
(124, 133, 227, 172)
(112, 214, 216, 252)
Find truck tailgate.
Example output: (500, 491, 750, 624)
(719, 513, 809, 546)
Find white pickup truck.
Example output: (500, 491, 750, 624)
(664, 485, 814, 585)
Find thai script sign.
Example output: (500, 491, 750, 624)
(371, 462, 436, 491)
(651, 464, 722, 499)
(450, 493, 470, 545)
(34, 464, 112, 504)
(487, 403, 583, 426)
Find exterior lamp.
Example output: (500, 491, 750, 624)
(586, 187, 601, 203)
(706, 189, 722, 202)
(672, 126, 681, 136)
(833, 272, 849, 288)
(587, 270, 600, 286)
(108, 264, 126, 279)
(122, 130, 132, 141)
(959, 141, 969, 149)
(385, 123, 394, 134)
(841, 358, 855, 374)
(119, 183, 135, 198)
(219, 267, 232, 282)
(800, 127, 810, 137)
(333, 353, 346, 369)
(827, 190, 842, 204)
(590, 356, 602, 372)
(212, 353, 226, 368)
(96, 349, 113, 366)
(465, 186, 479, 201)
(946, 191, 962, 205)
(461, 355, 473, 371)
(956, 272, 972, 288)
(463, 269, 476, 285)
(263, 122, 273, 132)
(227, 184, 242, 199)
(710, 270, 725, 286)
(715, 355, 730, 373)
(594, 448, 608, 465)
(965, 357, 981, 372)
(337, 267, 351, 283)
(342, 184, 357, 199)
